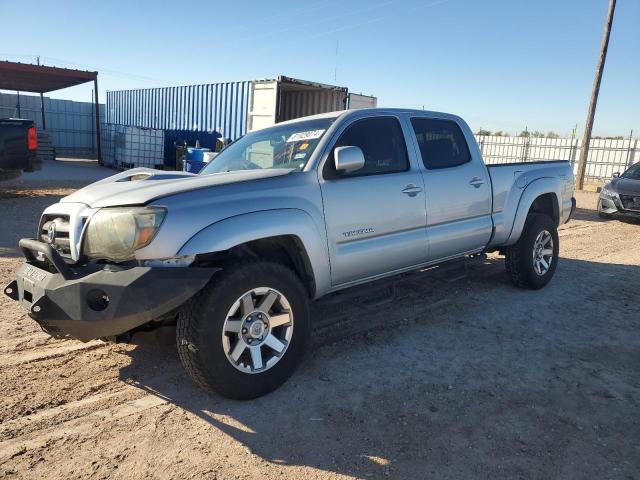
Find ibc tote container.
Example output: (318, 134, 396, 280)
(102, 124, 164, 169)
(106, 76, 352, 141)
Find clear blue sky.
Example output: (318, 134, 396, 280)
(1, 0, 638, 136)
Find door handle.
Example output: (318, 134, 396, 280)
(402, 184, 423, 197)
(469, 177, 485, 188)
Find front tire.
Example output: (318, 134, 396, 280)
(505, 213, 559, 289)
(177, 259, 310, 399)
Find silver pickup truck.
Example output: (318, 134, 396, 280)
(5, 109, 575, 399)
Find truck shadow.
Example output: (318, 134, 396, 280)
(118, 256, 640, 478)
(569, 206, 640, 225)
(569, 207, 609, 223)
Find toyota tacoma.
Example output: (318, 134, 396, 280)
(5, 109, 576, 399)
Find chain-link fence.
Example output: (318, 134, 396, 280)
(476, 135, 637, 181)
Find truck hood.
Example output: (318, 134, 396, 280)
(62, 167, 293, 208)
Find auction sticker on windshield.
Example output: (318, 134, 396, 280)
(286, 130, 325, 142)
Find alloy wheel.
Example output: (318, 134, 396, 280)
(532, 230, 554, 275)
(221, 287, 294, 374)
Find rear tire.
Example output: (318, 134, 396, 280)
(177, 259, 310, 399)
(505, 213, 559, 289)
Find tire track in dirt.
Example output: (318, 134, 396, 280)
(0, 342, 136, 424)
(0, 387, 139, 441)
(0, 340, 106, 367)
(0, 394, 169, 466)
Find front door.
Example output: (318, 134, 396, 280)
(319, 115, 428, 286)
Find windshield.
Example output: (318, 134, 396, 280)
(200, 118, 335, 175)
(621, 162, 640, 180)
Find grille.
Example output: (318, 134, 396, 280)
(39, 215, 72, 257)
(619, 195, 640, 211)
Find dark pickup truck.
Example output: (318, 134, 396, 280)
(0, 118, 41, 181)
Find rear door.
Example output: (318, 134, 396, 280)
(409, 117, 492, 260)
(319, 114, 428, 286)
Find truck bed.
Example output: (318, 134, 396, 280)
(488, 160, 572, 209)
(487, 160, 574, 247)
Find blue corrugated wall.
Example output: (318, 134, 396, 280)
(106, 82, 251, 140)
(0, 92, 105, 158)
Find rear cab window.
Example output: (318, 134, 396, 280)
(411, 118, 471, 169)
(324, 116, 409, 179)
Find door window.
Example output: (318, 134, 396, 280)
(411, 118, 471, 169)
(324, 117, 409, 179)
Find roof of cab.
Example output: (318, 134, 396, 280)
(277, 107, 463, 126)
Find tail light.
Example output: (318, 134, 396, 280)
(27, 126, 38, 150)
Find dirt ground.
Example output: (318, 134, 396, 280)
(1, 164, 639, 479)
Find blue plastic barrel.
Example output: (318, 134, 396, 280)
(182, 147, 211, 173)
(187, 147, 210, 162)
(183, 159, 207, 173)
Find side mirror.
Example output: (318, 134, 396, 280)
(334, 146, 365, 174)
(612, 172, 620, 178)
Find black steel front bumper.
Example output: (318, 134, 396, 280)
(4, 239, 217, 342)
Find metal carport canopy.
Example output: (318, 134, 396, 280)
(0, 60, 102, 162)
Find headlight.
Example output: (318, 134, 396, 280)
(84, 207, 166, 261)
(600, 185, 617, 199)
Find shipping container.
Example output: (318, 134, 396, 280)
(246, 76, 347, 132)
(106, 81, 251, 140)
(106, 76, 367, 140)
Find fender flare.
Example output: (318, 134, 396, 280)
(177, 209, 331, 298)
(505, 177, 562, 245)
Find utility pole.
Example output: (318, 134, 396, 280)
(37, 56, 46, 130)
(576, 0, 616, 189)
